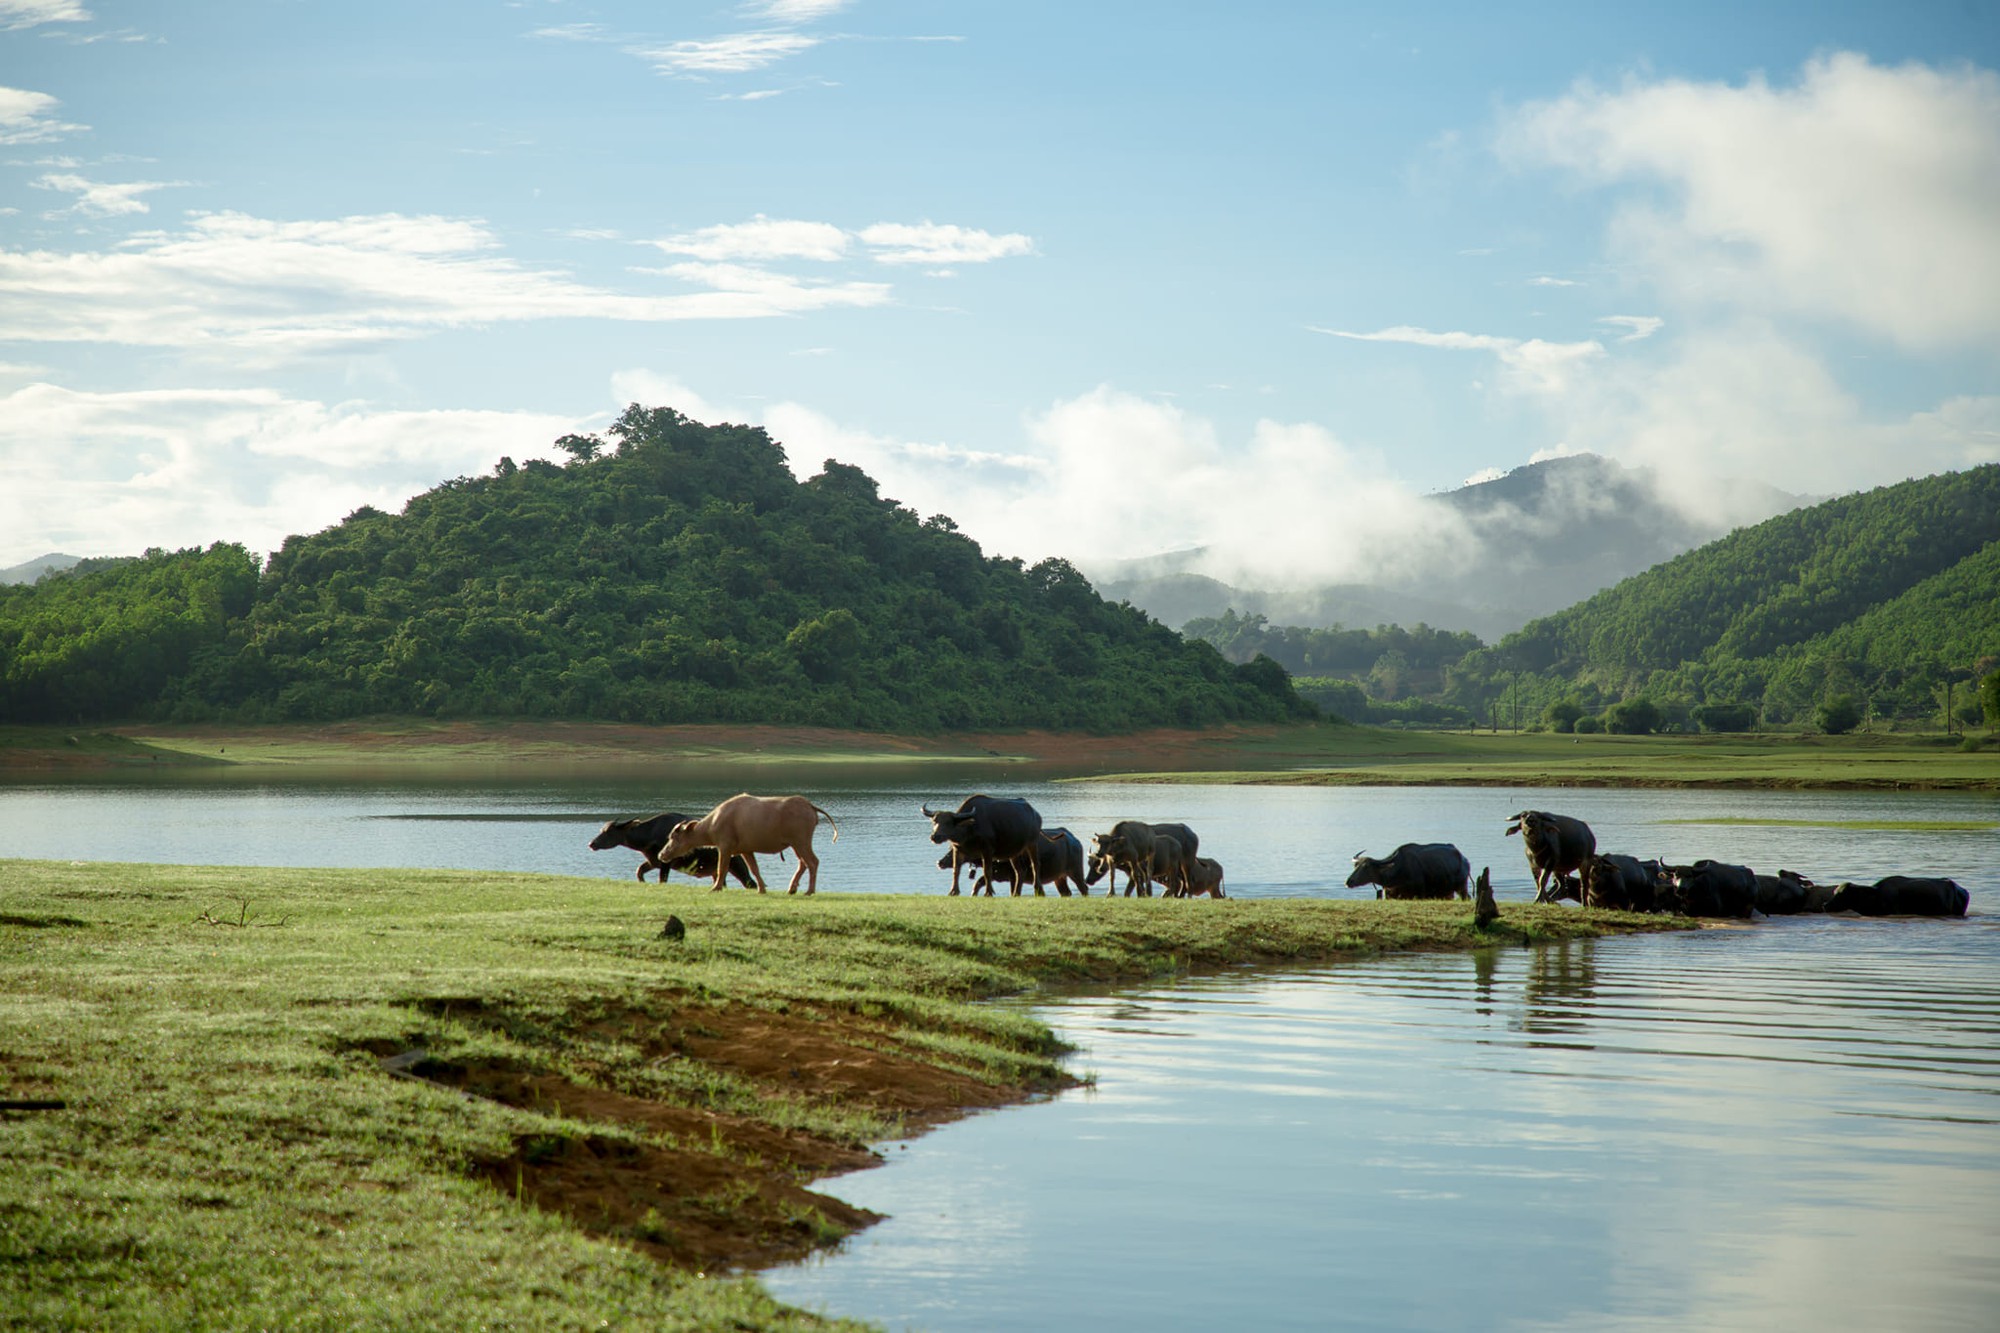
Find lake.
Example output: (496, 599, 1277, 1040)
(4, 769, 1996, 1330)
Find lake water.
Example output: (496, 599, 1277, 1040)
(4, 769, 1997, 1329)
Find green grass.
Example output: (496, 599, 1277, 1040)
(1654, 817, 1999, 832)
(0, 859, 1683, 1330)
(1091, 728, 2000, 791)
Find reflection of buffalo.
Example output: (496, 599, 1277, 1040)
(1827, 876, 1969, 917)
(1581, 854, 1664, 912)
(939, 826, 1088, 897)
(1347, 843, 1471, 900)
(1506, 810, 1597, 903)
(1661, 861, 1757, 918)
(590, 813, 756, 887)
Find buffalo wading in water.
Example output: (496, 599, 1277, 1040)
(657, 794, 838, 895)
(590, 813, 757, 888)
(923, 795, 1047, 897)
(1506, 810, 1597, 904)
(1581, 854, 1665, 912)
(1347, 843, 1472, 900)
(1088, 821, 1161, 896)
(937, 826, 1091, 897)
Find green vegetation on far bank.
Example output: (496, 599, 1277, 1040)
(1078, 727, 2000, 791)
(1, 719, 1994, 791)
(0, 406, 1309, 735)
(1, 860, 1678, 1330)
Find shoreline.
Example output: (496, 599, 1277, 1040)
(0, 859, 1691, 1329)
(2, 719, 1993, 792)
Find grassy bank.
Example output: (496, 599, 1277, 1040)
(3, 719, 1995, 791)
(0, 861, 1682, 1329)
(1094, 727, 2000, 791)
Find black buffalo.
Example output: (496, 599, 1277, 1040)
(940, 827, 1090, 897)
(1089, 820, 1161, 896)
(1176, 856, 1227, 900)
(1826, 876, 1970, 917)
(590, 813, 757, 887)
(1581, 853, 1664, 912)
(1507, 810, 1597, 904)
(1752, 869, 1827, 916)
(1661, 860, 1758, 918)
(924, 795, 1047, 897)
(1347, 843, 1471, 900)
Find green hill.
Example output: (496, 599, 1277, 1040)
(0, 406, 1310, 732)
(1454, 464, 2000, 728)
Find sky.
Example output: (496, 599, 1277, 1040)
(2, 1, 1997, 586)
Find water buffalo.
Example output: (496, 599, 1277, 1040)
(1661, 860, 1757, 918)
(1506, 810, 1597, 904)
(1752, 869, 1827, 916)
(658, 793, 838, 895)
(924, 795, 1046, 897)
(1826, 876, 1970, 917)
(1347, 843, 1471, 900)
(1089, 821, 1160, 896)
(942, 827, 1090, 897)
(589, 813, 757, 888)
(1175, 856, 1227, 900)
(1148, 834, 1192, 898)
(1581, 854, 1664, 912)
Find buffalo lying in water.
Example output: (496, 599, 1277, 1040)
(1826, 876, 1970, 917)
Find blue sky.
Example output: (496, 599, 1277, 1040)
(2, 1, 1996, 587)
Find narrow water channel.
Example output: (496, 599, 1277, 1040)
(766, 917, 2000, 1331)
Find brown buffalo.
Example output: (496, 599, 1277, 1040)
(1176, 856, 1227, 900)
(658, 793, 839, 895)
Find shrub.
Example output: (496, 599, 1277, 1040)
(1816, 694, 1864, 735)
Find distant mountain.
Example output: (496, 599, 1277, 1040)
(0, 553, 82, 585)
(1456, 463, 2000, 725)
(1090, 454, 1810, 641)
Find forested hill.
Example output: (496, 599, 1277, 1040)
(1461, 463, 2000, 725)
(0, 406, 1311, 732)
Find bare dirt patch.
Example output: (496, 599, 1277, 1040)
(375, 995, 1061, 1273)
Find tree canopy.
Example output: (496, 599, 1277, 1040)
(0, 406, 1312, 732)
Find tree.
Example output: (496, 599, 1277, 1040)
(1816, 694, 1864, 735)
(1604, 698, 1662, 735)
(1542, 698, 1583, 733)
(1692, 702, 1758, 733)
(1980, 670, 2000, 728)
(554, 433, 602, 463)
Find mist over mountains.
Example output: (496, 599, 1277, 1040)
(1088, 453, 1810, 641)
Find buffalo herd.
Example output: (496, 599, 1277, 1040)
(590, 794, 1972, 918)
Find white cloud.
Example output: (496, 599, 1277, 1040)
(1316, 324, 1607, 395)
(0, 383, 583, 565)
(859, 221, 1035, 265)
(0, 85, 85, 145)
(0, 210, 895, 355)
(1598, 314, 1663, 342)
(1502, 53, 2000, 351)
(634, 32, 818, 76)
(644, 216, 1036, 281)
(653, 215, 850, 262)
(0, 1, 88, 30)
(33, 172, 181, 217)
(1528, 275, 1579, 287)
(743, 0, 848, 20)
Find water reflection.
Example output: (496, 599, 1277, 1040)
(768, 919, 2000, 1332)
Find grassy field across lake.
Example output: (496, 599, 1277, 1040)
(0, 861, 1683, 1330)
(2, 719, 1995, 791)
